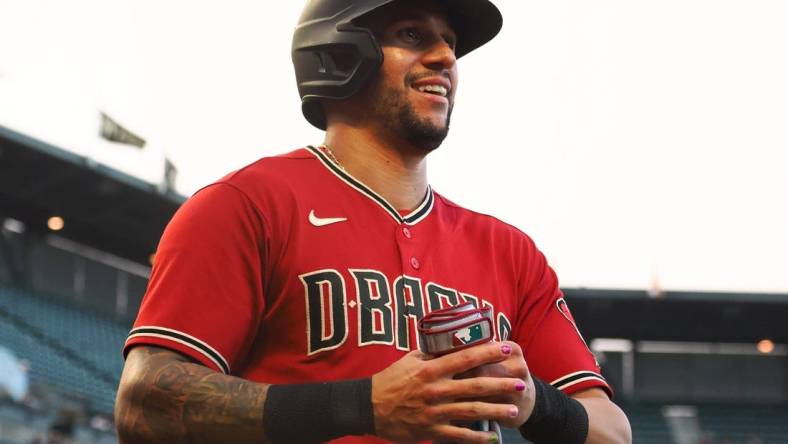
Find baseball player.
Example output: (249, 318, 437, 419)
(115, 0, 631, 443)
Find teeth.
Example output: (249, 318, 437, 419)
(417, 84, 448, 97)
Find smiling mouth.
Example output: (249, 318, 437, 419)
(415, 84, 448, 97)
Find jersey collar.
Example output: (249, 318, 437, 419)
(307, 145, 434, 226)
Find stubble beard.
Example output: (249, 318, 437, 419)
(372, 83, 453, 153)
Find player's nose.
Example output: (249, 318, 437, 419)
(422, 39, 457, 71)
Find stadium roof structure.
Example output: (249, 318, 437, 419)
(565, 288, 788, 344)
(0, 124, 185, 266)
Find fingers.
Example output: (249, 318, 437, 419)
(432, 423, 502, 444)
(500, 340, 524, 357)
(425, 376, 526, 402)
(431, 400, 519, 423)
(430, 341, 530, 381)
(431, 342, 516, 376)
(373, 343, 532, 442)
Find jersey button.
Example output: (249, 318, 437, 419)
(410, 257, 420, 270)
(402, 227, 412, 239)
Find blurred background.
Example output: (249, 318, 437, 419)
(0, 0, 786, 443)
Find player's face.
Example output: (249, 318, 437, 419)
(359, 2, 458, 151)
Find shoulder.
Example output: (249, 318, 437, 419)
(433, 191, 538, 250)
(212, 147, 315, 192)
(188, 147, 321, 208)
(169, 148, 319, 231)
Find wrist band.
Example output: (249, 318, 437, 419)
(418, 302, 502, 443)
(520, 378, 589, 444)
(263, 378, 374, 443)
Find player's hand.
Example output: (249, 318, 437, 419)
(371, 342, 527, 443)
(458, 341, 536, 428)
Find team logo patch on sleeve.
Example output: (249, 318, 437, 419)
(556, 298, 577, 326)
(556, 297, 587, 345)
(556, 297, 602, 368)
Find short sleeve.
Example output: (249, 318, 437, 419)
(511, 239, 612, 398)
(123, 183, 267, 374)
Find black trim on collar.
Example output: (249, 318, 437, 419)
(403, 185, 434, 224)
(306, 145, 434, 225)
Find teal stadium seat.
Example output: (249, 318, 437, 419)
(698, 404, 788, 444)
(0, 284, 129, 413)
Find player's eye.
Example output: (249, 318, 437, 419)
(400, 27, 422, 44)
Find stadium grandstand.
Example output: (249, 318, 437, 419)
(1, 122, 787, 443)
(0, 122, 182, 443)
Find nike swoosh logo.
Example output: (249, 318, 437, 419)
(309, 210, 347, 227)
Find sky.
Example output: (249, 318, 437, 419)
(0, 0, 786, 293)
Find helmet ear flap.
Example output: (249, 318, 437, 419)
(302, 100, 327, 130)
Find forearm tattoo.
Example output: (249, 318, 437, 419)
(116, 346, 270, 444)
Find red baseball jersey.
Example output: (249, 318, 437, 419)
(125, 146, 610, 443)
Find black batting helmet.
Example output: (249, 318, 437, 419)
(292, 0, 503, 130)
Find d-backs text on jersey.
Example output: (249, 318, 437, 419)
(300, 268, 513, 355)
